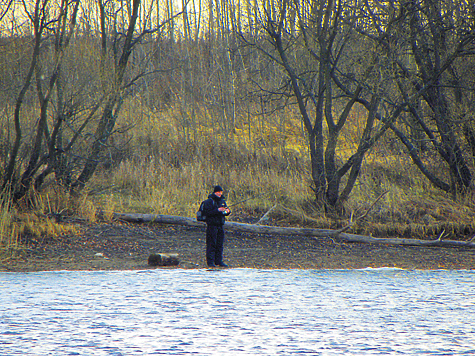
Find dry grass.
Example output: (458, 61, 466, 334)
(84, 100, 475, 242)
(2, 99, 475, 258)
(0, 190, 18, 253)
(0, 188, 83, 258)
(86, 130, 475, 242)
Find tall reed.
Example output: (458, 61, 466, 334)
(0, 187, 82, 257)
(0, 189, 19, 254)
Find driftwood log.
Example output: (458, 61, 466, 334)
(113, 212, 475, 249)
(148, 253, 180, 266)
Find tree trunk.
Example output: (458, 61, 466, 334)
(71, 0, 141, 191)
(1, 0, 43, 193)
(148, 253, 180, 266)
(112, 212, 475, 249)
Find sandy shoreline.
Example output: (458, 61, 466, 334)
(2, 220, 475, 272)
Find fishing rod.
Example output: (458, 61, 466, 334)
(217, 179, 299, 210)
(226, 191, 269, 208)
(223, 180, 300, 209)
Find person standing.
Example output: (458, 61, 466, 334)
(203, 185, 231, 267)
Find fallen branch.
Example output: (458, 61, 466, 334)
(256, 204, 277, 224)
(257, 191, 388, 234)
(112, 212, 475, 249)
(272, 205, 323, 224)
(334, 190, 389, 234)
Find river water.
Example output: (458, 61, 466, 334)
(1, 268, 474, 355)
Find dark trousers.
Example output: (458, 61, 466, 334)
(206, 224, 225, 265)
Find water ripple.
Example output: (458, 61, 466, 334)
(1, 269, 474, 355)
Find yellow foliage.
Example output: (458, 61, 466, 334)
(0, 188, 87, 256)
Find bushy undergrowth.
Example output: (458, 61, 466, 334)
(87, 131, 475, 242)
(2, 141, 474, 258)
(0, 188, 82, 258)
(2, 104, 475, 257)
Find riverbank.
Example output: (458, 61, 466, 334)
(2, 219, 475, 272)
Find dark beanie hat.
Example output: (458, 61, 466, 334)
(213, 185, 224, 193)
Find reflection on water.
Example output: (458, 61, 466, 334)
(1, 268, 474, 355)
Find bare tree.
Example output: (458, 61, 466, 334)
(0, 0, 173, 200)
(243, 0, 402, 213)
(1, 0, 80, 201)
(358, 0, 475, 196)
(71, 0, 143, 190)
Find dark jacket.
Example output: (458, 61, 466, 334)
(203, 193, 230, 226)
